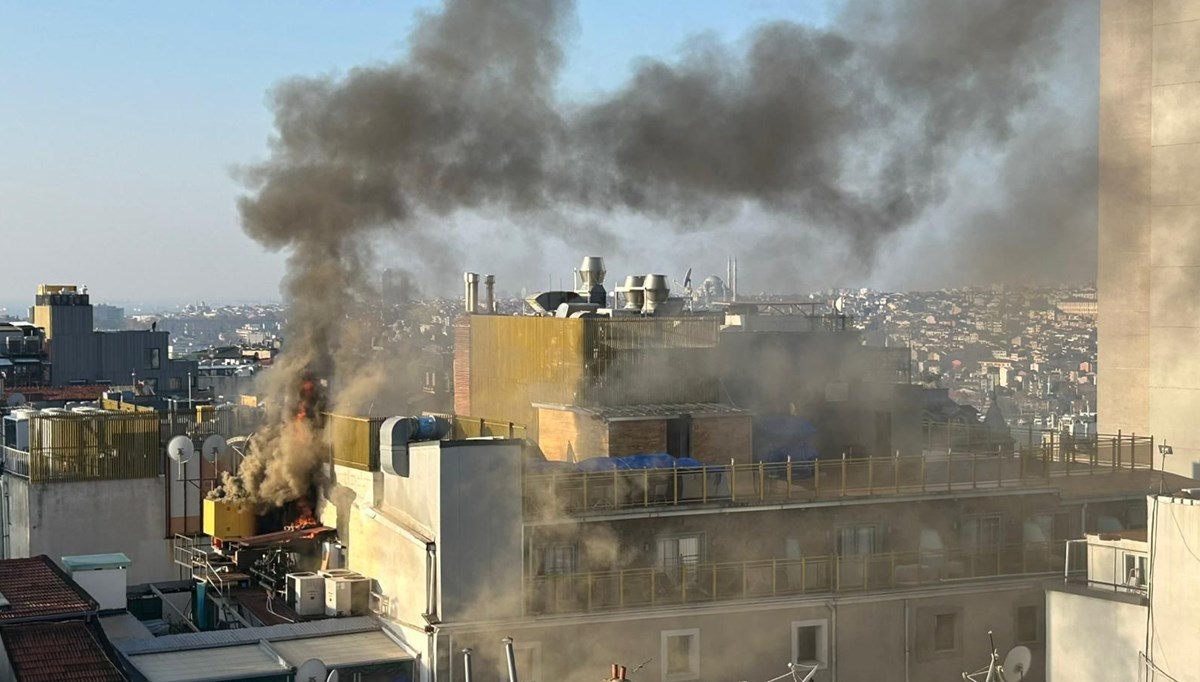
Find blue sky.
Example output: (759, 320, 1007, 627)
(0, 1, 836, 311)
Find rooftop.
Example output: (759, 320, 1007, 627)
(534, 402, 748, 420)
(0, 556, 97, 622)
(0, 620, 125, 682)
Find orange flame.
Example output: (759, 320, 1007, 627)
(286, 498, 319, 531)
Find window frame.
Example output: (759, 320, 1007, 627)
(791, 619, 829, 670)
(660, 628, 700, 682)
(960, 514, 1004, 548)
(1014, 604, 1042, 645)
(532, 543, 578, 576)
(931, 611, 959, 654)
(145, 347, 161, 370)
(656, 533, 705, 570)
(837, 523, 882, 556)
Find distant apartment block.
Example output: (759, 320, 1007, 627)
(30, 285, 195, 391)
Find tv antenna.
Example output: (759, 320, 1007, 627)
(962, 631, 1032, 681)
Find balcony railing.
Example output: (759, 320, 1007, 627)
(524, 434, 1155, 517)
(1061, 538, 1149, 596)
(1, 447, 30, 478)
(526, 541, 1074, 615)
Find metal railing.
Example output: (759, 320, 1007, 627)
(524, 434, 1155, 517)
(1062, 538, 1149, 596)
(1, 447, 29, 478)
(449, 415, 527, 440)
(526, 541, 1073, 615)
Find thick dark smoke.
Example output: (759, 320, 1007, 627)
(227, 0, 1090, 505)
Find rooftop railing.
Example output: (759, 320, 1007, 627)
(524, 433, 1155, 518)
(1061, 538, 1149, 597)
(527, 540, 1075, 615)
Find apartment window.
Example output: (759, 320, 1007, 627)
(960, 515, 1003, 547)
(145, 348, 161, 370)
(657, 534, 703, 570)
(1015, 605, 1041, 644)
(837, 524, 881, 556)
(661, 629, 700, 681)
(791, 620, 828, 669)
(511, 642, 542, 682)
(533, 544, 577, 575)
(168, 376, 182, 392)
(1025, 512, 1070, 543)
(933, 612, 958, 652)
(1124, 553, 1148, 588)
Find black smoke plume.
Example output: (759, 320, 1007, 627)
(229, 0, 1089, 505)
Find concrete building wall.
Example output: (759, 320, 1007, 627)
(1099, 0, 1200, 476)
(2, 476, 31, 560)
(448, 583, 1046, 682)
(20, 478, 173, 584)
(1046, 588, 1144, 682)
(1146, 494, 1200, 677)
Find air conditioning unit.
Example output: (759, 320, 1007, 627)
(287, 572, 324, 617)
(325, 575, 370, 617)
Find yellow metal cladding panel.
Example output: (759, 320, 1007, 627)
(466, 315, 722, 435)
(203, 498, 257, 539)
(326, 413, 384, 471)
(28, 412, 159, 483)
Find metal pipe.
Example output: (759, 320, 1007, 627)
(463, 273, 479, 314)
(503, 637, 519, 682)
(462, 648, 474, 682)
(484, 275, 496, 314)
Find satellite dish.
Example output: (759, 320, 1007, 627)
(295, 658, 327, 682)
(6, 393, 26, 406)
(833, 296, 846, 314)
(166, 435, 195, 464)
(1003, 645, 1032, 680)
(201, 434, 227, 464)
(326, 670, 339, 682)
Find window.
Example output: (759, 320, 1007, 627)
(1025, 512, 1070, 542)
(661, 629, 700, 681)
(1124, 553, 1148, 588)
(168, 376, 182, 392)
(533, 544, 577, 575)
(791, 620, 828, 669)
(657, 534, 703, 570)
(838, 524, 880, 556)
(145, 348, 161, 370)
(933, 612, 958, 652)
(961, 515, 1003, 547)
(511, 642, 541, 682)
(1015, 605, 1040, 644)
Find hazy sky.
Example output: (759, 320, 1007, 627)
(0, 1, 834, 312)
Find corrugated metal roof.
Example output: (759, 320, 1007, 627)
(112, 616, 379, 655)
(271, 631, 413, 667)
(127, 644, 286, 682)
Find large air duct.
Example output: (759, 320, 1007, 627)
(578, 256, 607, 306)
(641, 274, 670, 315)
(621, 275, 646, 311)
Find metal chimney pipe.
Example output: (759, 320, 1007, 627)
(732, 257, 738, 302)
(464, 272, 480, 314)
(610, 664, 619, 680)
(503, 637, 520, 682)
(619, 665, 627, 680)
(462, 648, 474, 682)
(484, 274, 496, 314)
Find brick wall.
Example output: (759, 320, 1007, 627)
(607, 419, 667, 456)
(691, 414, 754, 465)
(537, 408, 608, 461)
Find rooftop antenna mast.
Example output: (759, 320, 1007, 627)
(961, 631, 1031, 682)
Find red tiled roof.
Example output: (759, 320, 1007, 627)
(0, 556, 97, 622)
(0, 621, 126, 682)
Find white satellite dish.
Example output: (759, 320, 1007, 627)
(832, 296, 846, 314)
(200, 434, 227, 464)
(6, 393, 26, 406)
(166, 435, 195, 464)
(295, 658, 328, 682)
(1003, 645, 1032, 680)
(326, 669, 340, 682)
